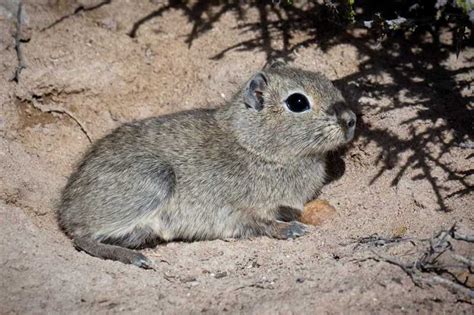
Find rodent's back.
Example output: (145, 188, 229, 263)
(58, 108, 225, 238)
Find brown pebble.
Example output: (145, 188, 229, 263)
(300, 199, 337, 226)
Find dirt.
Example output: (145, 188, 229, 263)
(1, 1, 473, 314)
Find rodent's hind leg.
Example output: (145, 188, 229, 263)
(73, 237, 155, 269)
(99, 225, 161, 250)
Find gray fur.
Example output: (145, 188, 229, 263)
(58, 65, 356, 268)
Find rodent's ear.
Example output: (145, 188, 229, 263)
(264, 58, 286, 70)
(243, 72, 268, 111)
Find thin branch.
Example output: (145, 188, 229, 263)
(30, 102, 93, 143)
(452, 255, 474, 269)
(11, 1, 25, 83)
(363, 251, 424, 286)
(452, 231, 474, 243)
(427, 275, 474, 298)
(356, 225, 474, 299)
(47, 109, 93, 143)
(342, 233, 414, 249)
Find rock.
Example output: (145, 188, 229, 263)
(300, 199, 337, 226)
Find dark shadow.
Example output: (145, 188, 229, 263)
(41, 0, 112, 32)
(128, 0, 473, 211)
(331, 27, 473, 211)
(326, 150, 347, 184)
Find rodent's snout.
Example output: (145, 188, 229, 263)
(339, 110, 356, 129)
(338, 109, 356, 141)
(329, 101, 356, 142)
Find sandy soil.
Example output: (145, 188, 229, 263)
(1, 1, 473, 313)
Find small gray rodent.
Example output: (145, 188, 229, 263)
(58, 62, 356, 269)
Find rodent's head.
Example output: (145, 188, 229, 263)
(225, 62, 356, 162)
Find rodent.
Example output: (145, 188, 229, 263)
(58, 62, 356, 269)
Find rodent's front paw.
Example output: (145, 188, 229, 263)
(285, 221, 308, 239)
(272, 221, 308, 240)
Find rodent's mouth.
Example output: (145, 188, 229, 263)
(345, 128, 355, 142)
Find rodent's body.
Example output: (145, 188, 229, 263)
(58, 64, 356, 268)
(60, 109, 325, 242)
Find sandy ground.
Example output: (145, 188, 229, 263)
(1, 1, 473, 313)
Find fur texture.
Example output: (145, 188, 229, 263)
(58, 64, 356, 268)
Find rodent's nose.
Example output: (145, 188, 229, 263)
(338, 109, 356, 142)
(346, 115, 356, 129)
(339, 110, 356, 130)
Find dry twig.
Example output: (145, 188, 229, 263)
(31, 101, 93, 143)
(358, 224, 474, 299)
(11, 1, 26, 83)
(343, 233, 414, 249)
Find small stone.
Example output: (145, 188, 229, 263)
(214, 271, 227, 279)
(180, 276, 197, 283)
(392, 225, 408, 237)
(300, 199, 337, 226)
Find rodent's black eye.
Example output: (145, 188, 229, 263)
(285, 93, 310, 113)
